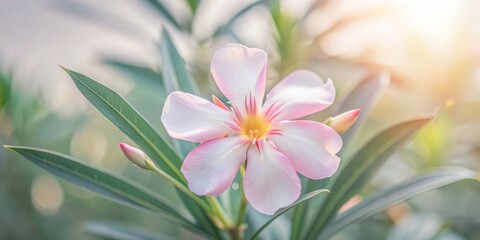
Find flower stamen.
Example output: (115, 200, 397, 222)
(241, 115, 270, 140)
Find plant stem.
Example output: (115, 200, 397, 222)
(145, 160, 211, 212)
(235, 166, 248, 227)
(207, 196, 232, 229)
(228, 227, 243, 240)
(147, 160, 235, 231)
(226, 165, 248, 240)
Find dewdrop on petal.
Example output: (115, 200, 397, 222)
(119, 143, 151, 169)
(325, 109, 361, 134)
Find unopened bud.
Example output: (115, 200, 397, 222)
(119, 143, 151, 169)
(212, 95, 229, 111)
(325, 109, 361, 134)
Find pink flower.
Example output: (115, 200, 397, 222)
(161, 44, 342, 215)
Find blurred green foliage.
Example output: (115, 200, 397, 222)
(2, 0, 480, 239)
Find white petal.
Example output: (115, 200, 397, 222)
(244, 140, 301, 215)
(161, 91, 235, 142)
(211, 44, 267, 113)
(269, 120, 342, 179)
(181, 136, 249, 196)
(263, 70, 335, 122)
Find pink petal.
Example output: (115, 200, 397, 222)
(269, 120, 342, 179)
(161, 91, 235, 142)
(244, 140, 301, 215)
(181, 136, 249, 196)
(211, 44, 267, 113)
(263, 70, 335, 122)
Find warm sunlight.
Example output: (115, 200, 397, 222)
(1, 0, 479, 239)
(313, 0, 466, 66)
(394, 0, 464, 52)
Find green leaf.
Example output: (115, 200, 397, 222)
(186, 0, 200, 15)
(290, 179, 329, 240)
(102, 58, 164, 89)
(0, 69, 12, 109)
(160, 29, 199, 96)
(82, 220, 174, 240)
(160, 29, 199, 157)
(61, 68, 222, 239)
(249, 189, 330, 240)
(334, 72, 390, 149)
(142, 0, 181, 30)
(323, 167, 478, 238)
(292, 73, 390, 239)
(4, 146, 204, 236)
(304, 116, 433, 240)
(246, 209, 290, 240)
(212, 0, 265, 38)
(61, 67, 183, 182)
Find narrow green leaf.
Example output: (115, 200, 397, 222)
(323, 167, 478, 238)
(186, 0, 200, 15)
(160, 29, 199, 95)
(82, 220, 174, 240)
(102, 58, 164, 89)
(212, 0, 265, 38)
(4, 146, 205, 236)
(336, 117, 435, 203)
(291, 73, 389, 239)
(158, 31, 217, 236)
(61, 68, 222, 239)
(304, 116, 433, 239)
(290, 179, 328, 240)
(249, 189, 330, 240)
(334, 72, 390, 149)
(160, 29, 199, 157)
(0, 69, 12, 109)
(246, 209, 290, 240)
(61, 67, 183, 182)
(142, 0, 181, 30)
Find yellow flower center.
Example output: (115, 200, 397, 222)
(241, 115, 270, 139)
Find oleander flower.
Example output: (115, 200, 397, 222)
(161, 44, 342, 215)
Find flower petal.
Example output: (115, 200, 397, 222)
(161, 91, 235, 142)
(269, 120, 342, 179)
(211, 44, 268, 112)
(263, 70, 335, 122)
(244, 140, 301, 215)
(181, 136, 248, 196)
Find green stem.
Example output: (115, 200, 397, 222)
(145, 160, 211, 212)
(207, 196, 233, 228)
(236, 165, 248, 227)
(147, 158, 236, 232)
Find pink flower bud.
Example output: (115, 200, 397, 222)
(325, 109, 361, 134)
(119, 143, 149, 169)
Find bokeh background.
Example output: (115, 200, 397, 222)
(1, 0, 480, 239)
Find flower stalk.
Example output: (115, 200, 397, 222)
(120, 145, 233, 231)
(144, 159, 210, 212)
(235, 166, 248, 227)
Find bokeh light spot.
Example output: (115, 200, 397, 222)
(31, 175, 64, 215)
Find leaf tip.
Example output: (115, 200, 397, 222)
(58, 65, 71, 73)
(3, 145, 17, 153)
